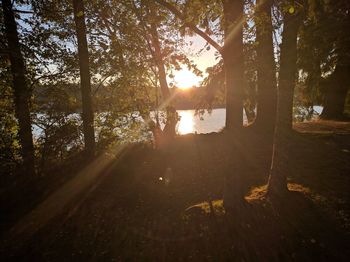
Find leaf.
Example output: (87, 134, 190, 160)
(76, 11, 84, 18)
(288, 6, 295, 14)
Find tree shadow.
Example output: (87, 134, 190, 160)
(183, 189, 350, 261)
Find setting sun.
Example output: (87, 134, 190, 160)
(173, 68, 202, 89)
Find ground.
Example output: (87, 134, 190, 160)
(1, 120, 350, 261)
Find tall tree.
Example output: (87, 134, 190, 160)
(222, 0, 244, 130)
(2, 0, 35, 175)
(141, 0, 178, 142)
(253, 0, 277, 134)
(297, 0, 350, 120)
(72, 0, 95, 157)
(267, 1, 303, 194)
(155, 0, 247, 207)
(319, 1, 350, 119)
(222, 0, 246, 209)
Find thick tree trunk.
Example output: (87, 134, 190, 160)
(222, 0, 245, 210)
(222, 0, 244, 131)
(320, 64, 350, 119)
(72, 0, 95, 158)
(254, 0, 277, 135)
(2, 0, 35, 175)
(268, 4, 302, 195)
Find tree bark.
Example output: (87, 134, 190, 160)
(222, 0, 246, 210)
(268, 3, 302, 195)
(2, 0, 35, 175)
(320, 64, 350, 119)
(149, 29, 177, 141)
(149, 23, 171, 100)
(72, 0, 95, 158)
(254, 0, 277, 135)
(222, 0, 244, 131)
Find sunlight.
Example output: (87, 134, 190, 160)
(173, 68, 201, 89)
(177, 111, 194, 134)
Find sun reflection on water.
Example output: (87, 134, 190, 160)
(177, 111, 194, 135)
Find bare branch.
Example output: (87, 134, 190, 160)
(13, 9, 34, 14)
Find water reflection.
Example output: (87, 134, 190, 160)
(177, 111, 194, 135)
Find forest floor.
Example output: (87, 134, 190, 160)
(1, 120, 350, 261)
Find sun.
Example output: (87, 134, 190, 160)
(173, 68, 201, 89)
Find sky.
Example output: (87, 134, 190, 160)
(171, 35, 218, 89)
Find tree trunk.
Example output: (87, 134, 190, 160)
(268, 3, 302, 195)
(2, 0, 35, 175)
(72, 0, 95, 158)
(149, 24, 171, 100)
(222, 0, 244, 131)
(320, 64, 350, 119)
(222, 0, 245, 210)
(149, 21, 177, 143)
(254, 0, 277, 135)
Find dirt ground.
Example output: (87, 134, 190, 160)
(1, 120, 350, 261)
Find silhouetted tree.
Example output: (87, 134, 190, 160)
(222, 0, 244, 130)
(72, 0, 95, 157)
(268, 1, 303, 195)
(222, 0, 246, 209)
(2, 0, 35, 175)
(253, 0, 277, 134)
(297, 0, 350, 119)
(320, 1, 350, 119)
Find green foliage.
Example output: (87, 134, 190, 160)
(0, 18, 20, 173)
(0, 84, 21, 172)
(297, 0, 350, 108)
(2, 0, 348, 174)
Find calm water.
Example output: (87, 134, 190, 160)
(176, 106, 323, 135)
(177, 108, 226, 135)
(33, 106, 324, 138)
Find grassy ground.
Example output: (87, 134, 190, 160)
(1, 120, 350, 261)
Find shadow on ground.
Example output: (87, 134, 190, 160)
(1, 121, 350, 261)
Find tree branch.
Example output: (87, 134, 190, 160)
(154, 0, 222, 54)
(13, 9, 34, 14)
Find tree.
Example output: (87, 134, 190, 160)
(297, 0, 350, 120)
(253, 0, 277, 134)
(2, 0, 35, 175)
(320, 63, 350, 119)
(72, 0, 95, 157)
(131, 0, 179, 145)
(267, 1, 303, 194)
(155, 0, 245, 130)
(319, 1, 350, 119)
(155, 0, 249, 208)
(222, 0, 245, 130)
(221, 0, 246, 209)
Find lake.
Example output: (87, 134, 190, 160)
(33, 106, 324, 139)
(176, 106, 323, 135)
(177, 108, 227, 135)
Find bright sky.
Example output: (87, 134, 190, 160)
(171, 35, 218, 89)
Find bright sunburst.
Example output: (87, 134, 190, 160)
(173, 68, 201, 89)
